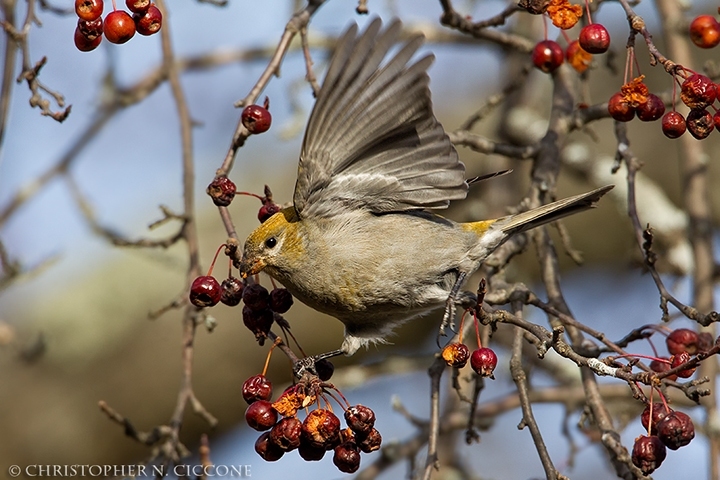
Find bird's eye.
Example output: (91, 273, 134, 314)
(265, 237, 277, 249)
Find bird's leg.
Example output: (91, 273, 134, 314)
(292, 349, 344, 379)
(438, 271, 468, 338)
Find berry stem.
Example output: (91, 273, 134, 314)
(236, 191, 265, 201)
(261, 337, 281, 377)
(473, 310, 483, 349)
(583, 0, 593, 24)
(111, 0, 117, 10)
(560, 29, 572, 45)
(542, 14, 548, 40)
(206, 243, 227, 276)
(613, 353, 671, 364)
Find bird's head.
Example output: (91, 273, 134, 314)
(239, 206, 304, 278)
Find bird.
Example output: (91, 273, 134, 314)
(239, 18, 613, 360)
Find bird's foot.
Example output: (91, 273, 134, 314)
(292, 349, 344, 379)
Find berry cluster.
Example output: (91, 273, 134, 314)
(690, 13, 720, 49)
(244, 372, 381, 473)
(206, 175, 280, 223)
(608, 76, 666, 123)
(632, 402, 695, 474)
(74, 0, 162, 52)
(660, 73, 719, 140)
(648, 327, 713, 380)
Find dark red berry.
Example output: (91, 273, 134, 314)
(357, 427, 382, 453)
(269, 416, 302, 452)
(661, 111, 686, 139)
(671, 351, 696, 377)
(471, 347, 498, 378)
(298, 441, 326, 461)
(270, 287, 293, 313)
(666, 327, 699, 355)
(686, 108, 715, 139)
(579, 23, 610, 54)
(242, 283, 270, 310)
(242, 306, 274, 342)
(441, 342, 470, 368)
(649, 357, 676, 381)
(189, 275, 221, 307)
(631, 435, 666, 474)
(133, 4, 162, 36)
(657, 411, 695, 450)
(641, 402, 670, 435)
(103, 10, 135, 44)
(681, 74, 717, 109)
(531, 40, 564, 73)
(690, 15, 720, 49)
(75, 0, 104, 21)
(315, 358, 334, 381)
(206, 176, 236, 207)
(302, 409, 341, 449)
(636, 94, 665, 121)
(255, 432, 284, 461)
(333, 441, 361, 474)
(608, 92, 635, 122)
(125, 0, 150, 13)
(242, 105, 272, 134)
(258, 203, 280, 223)
(78, 17, 103, 41)
(220, 276, 244, 306)
(245, 400, 278, 431)
(74, 26, 103, 51)
(697, 332, 714, 352)
(242, 374, 273, 404)
(344, 405, 376, 436)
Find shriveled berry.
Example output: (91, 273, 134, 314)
(441, 342, 470, 368)
(579, 23, 610, 54)
(666, 328, 699, 355)
(649, 357, 676, 381)
(344, 405, 376, 436)
(302, 409, 341, 449)
(78, 17, 103, 40)
(75, 0, 104, 21)
(686, 108, 715, 139)
(565, 40, 592, 73)
(125, 0, 150, 13)
(661, 111, 686, 139)
(242, 306, 274, 342)
(357, 427, 382, 453)
(681, 74, 717, 109)
(608, 92, 635, 122)
(631, 435, 666, 474)
(270, 287, 293, 313)
(103, 10, 135, 44)
(74, 26, 103, 51)
(657, 411, 695, 450)
(206, 175, 236, 207)
(531, 40, 564, 73)
(636, 94, 665, 122)
(242, 105, 272, 134)
(670, 351, 696, 378)
(220, 276, 244, 306)
(245, 400, 278, 431)
(471, 347, 498, 378)
(189, 275, 221, 307)
(298, 441, 326, 461)
(333, 441, 361, 474)
(269, 416, 302, 451)
(690, 15, 720, 49)
(242, 374, 273, 404)
(255, 432, 284, 461)
(315, 358, 334, 381)
(641, 402, 670, 435)
(697, 332, 714, 352)
(242, 283, 270, 310)
(258, 203, 280, 223)
(133, 4, 162, 36)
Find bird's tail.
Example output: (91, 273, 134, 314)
(463, 185, 614, 237)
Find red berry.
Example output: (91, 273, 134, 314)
(686, 108, 715, 139)
(608, 92, 635, 122)
(666, 327, 699, 355)
(74, 26, 103, 51)
(254, 432, 284, 461)
(125, 0, 150, 13)
(344, 405, 376, 436)
(242, 306, 274, 342)
(103, 10, 135, 44)
(245, 400, 278, 431)
(242, 283, 270, 310)
(298, 441, 326, 461)
(258, 203, 280, 223)
(681, 74, 717, 109)
(315, 358, 335, 381)
(242, 105, 272, 134)
(657, 411, 695, 450)
(470, 347, 498, 378)
(357, 428, 382, 453)
(75, 0, 103, 21)
(333, 441, 361, 474)
(649, 357, 677, 381)
(631, 435, 666, 474)
(302, 409, 341, 449)
(670, 351, 696, 377)
(78, 17, 103, 41)
(661, 111, 686, 139)
(206, 175, 236, 207)
(641, 402, 670, 435)
(579, 23, 610, 54)
(269, 416, 302, 452)
(636, 94, 665, 122)
(270, 287, 293, 313)
(531, 40, 564, 73)
(242, 374, 273, 404)
(189, 275, 221, 307)
(133, 4, 162, 36)
(690, 15, 720, 49)
(220, 276, 244, 306)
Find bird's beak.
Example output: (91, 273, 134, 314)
(239, 256, 265, 279)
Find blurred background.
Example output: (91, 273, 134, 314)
(1, 0, 719, 478)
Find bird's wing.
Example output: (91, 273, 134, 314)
(293, 18, 468, 219)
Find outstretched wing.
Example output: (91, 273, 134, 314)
(293, 18, 468, 219)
